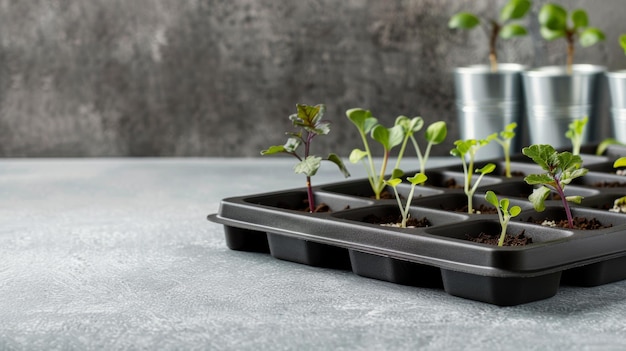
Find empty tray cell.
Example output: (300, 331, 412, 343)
(331, 204, 468, 228)
(321, 178, 443, 199)
(424, 170, 502, 189)
(349, 250, 443, 287)
(518, 206, 623, 230)
(411, 192, 532, 214)
(441, 269, 562, 306)
(245, 190, 372, 212)
(561, 254, 626, 286)
(224, 225, 270, 253)
(266, 233, 351, 269)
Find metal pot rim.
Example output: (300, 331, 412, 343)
(455, 63, 527, 75)
(523, 64, 606, 77)
(606, 70, 626, 78)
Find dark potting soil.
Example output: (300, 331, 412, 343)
(363, 214, 431, 228)
(466, 231, 532, 246)
(526, 216, 611, 230)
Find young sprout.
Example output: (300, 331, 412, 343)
(347, 108, 404, 199)
(448, 0, 531, 72)
(261, 104, 350, 213)
(565, 116, 588, 155)
(410, 121, 448, 177)
(450, 139, 496, 213)
(538, 3, 605, 74)
(609, 157, 626, 213)
(393, 116, 425, 177)
(522, 144, 588, 229)
(485, 191, 522, 246)
(621, 34, 626, 55)
(487, 122, 517, 178)
(384, 173, 428, 228)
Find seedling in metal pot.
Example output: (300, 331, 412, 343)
(522, 144, 588, 229)
(384, 173, 428, 228)
(609, 157, 626, 213)
(261, 103, 350, 213)
(448, 0, 531, 72)
(487, 122, 517, 177)
(450, 139, 496, 214)
(538, 3, 605, 74)
(347, 108, 405, 199)
(565, 116, 588, 155)
(485, 191, 522, 246)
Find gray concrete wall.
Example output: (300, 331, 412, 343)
(0, 0, 623, 157)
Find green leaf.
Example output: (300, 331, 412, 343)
(538, 3, 567, 31)
(477, 163, 496, 174)
(500, 0, 531, 22)
(620, 34, 626, 55)
(384, 178, 402, 187)
(565, 195, 584, 204)
(510, 205, 522, 217)
(261, 145, 286, 155)
(349, 149, 368, 163)
(524, 174, 554, 185)
(571, 9, 588, 29)
(395, 116, 424, 134)
(579, 27, 606, 47)
(614, 157, 626, 168)
(425, 121, 447, 144)
(500, 198, 510, 211)
(500, 122, 517, 139)
(327, 153, 351, 178)
(346, 108, 378, 133)
(485, 190, 499, 207)
(557, 151, 582, 171)
(407, 173, 427, 185)
(522, 144, 556, 171)
(372, 125, 404, 150)
(448, 12, 480, 29)
(283, 137, 302, 153)
(540, 27, 566, 41)
(500, 24, 528, 39)
(294, 156, 322, 177)
(391, 168, 404, 179)
(529, 186, 551, 212)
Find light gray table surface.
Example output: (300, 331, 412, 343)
(2, 157, 626, 351)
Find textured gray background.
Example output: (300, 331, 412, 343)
(0, 0, 624, 157)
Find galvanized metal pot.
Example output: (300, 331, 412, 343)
(522, 65, 605, 148)
(606, 70, 626, 143)
(454, 64, 526, 159)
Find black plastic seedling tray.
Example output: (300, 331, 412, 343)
(208, 145, 626, 306)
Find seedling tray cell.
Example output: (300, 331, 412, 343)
(208, 146, 626, 306)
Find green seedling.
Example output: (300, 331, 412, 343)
(522, 144, 588, 229)
(393, 116, 426, 175)
(565, 116, 588, 155)
(450, 139, 496, 214)
(487, 122, 517, 178)
(538, 3, 605, 74)
(384, 173, 428, 228)
(449, 0, 531, 72)
(609, 157, 626, 213)
(410, 121, 447, 177)
(262, 103, 350, 213)
(621, 34, 626, 55)
(347, 108, 405, 199)
(485, 191, 522, 246)
(595, 138, 626, 156)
